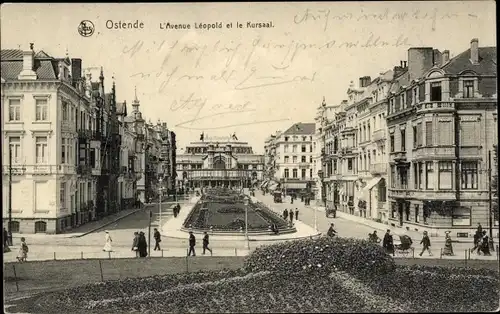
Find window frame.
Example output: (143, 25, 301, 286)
(35, 97, 49, 121)
(425, 161, 434, 190)
(8, 98, 22, 122)
(8, 136, 22, 164)
(461, 161, 478, 190)
(35, 136, 48, 164)
(438, 161, 453, 190)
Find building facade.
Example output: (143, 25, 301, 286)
(177, 135, 264, 188)
(1, 44, 103, 233)
(272, 122, 316, 195)
(386, 38, 497, 235)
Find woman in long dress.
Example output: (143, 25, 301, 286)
(442, 231, 454, 256)
(16, 237, 28, 262)
(103, 230, 113, 252)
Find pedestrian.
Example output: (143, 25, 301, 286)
(383, 230, 394, 256)
(188, 231, 196, 256)
(3, 227, 9, 247)
(442, 231, 454, 256)
(16, 237, 28, 262)
(132, 231, 140, 257)
(477, 223, 483, 235)
(291, 195, 294, 204)
(153, 228, 161, 251)
(202, 231, 213, 256)
(138, 231, 148, 257)
(327, 223, 337, 237)
(419, 231, 433, 256)
(480, 230, 491, 256)
(289, 211, 294, 224)
(283, 209, 289, 220)
(295, 208, 299, 221)
(103, 230, 113, 252)
(369, 230, 381, 243)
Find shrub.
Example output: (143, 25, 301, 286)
(243, 236, 395, 277)
(367, 265, 500, 312)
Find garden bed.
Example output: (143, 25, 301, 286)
(7, 237, 500, 313)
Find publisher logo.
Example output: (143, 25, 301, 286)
(78, 20, 95, 37)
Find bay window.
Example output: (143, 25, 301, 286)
(425, 162, 434, 189)
(461, 161, 478, 189)
(438, 161, 453, 189)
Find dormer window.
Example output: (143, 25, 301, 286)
(430, 82, 442, 101)
(463, 80, 474, 98)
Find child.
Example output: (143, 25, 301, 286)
(17, 237, 29, 262)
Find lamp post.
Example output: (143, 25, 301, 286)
(7, 146, 13, 246)
(488, 150, 495, 251)
(158, 177, 163, 231)
(243, 197, 250, 250)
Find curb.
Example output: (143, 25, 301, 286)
(164, 232, 323, 242)
(72, 208, 144, 238)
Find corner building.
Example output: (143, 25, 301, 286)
(386, 39, 497, 236)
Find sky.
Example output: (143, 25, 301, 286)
(1, 2, 496, 153)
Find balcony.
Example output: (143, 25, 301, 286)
(413, 146, 455, 160)
(78, 129, 92, 139)
(370, 163, 387, 175)
(77, 164, 92, 175)
(389, 151, 407, 162)
(372, 129, 386, 142)
(389, 188, 412, 199)
(2, 165, 76, 175)
(416, 101, 455, 114)
(298, 162, 310, 168)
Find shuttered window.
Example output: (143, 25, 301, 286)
(438, 121, 453, 145)
(425, 121, 433, 146)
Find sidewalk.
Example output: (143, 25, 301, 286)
(161, 196, 321, 241)
(10, 206, 145, 240)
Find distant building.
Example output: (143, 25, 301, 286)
(272, 122, 316, 195)
(177, 135, 264, 188)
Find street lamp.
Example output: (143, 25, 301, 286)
(158, 177, 163, 231)
(243, 196, 250, 250)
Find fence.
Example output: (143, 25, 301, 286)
(392, 245, 500, 264)
(4, 256, 247, 294)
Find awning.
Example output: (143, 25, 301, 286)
(358, 177, 383, 201)
(268, 181, 279, 191)
(260, 180, 269, 188)
(284, 182, 307, 189)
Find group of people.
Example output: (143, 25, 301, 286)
(130, 231, 150, 257)
(187, 231, 212, 256)
(282, 208, 299, 224)
(471, 223, 492, 256)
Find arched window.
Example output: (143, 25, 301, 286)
(9, 221, 20, 233)
(213, 156, 226, 169)
(35, 221, 47, 233)
(284, 168, 289, 178)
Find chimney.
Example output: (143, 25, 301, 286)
(18, 43, 37, 80)
(442, 50, 450, 63)
(393, 66, 404, 78)
(407, 47, 435, 82)
(470, 38, 479, 64)
(403, 61, 407, 68)
(71, 58, 82, 81)
(400, 60, 403, 67)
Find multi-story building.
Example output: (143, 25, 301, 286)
(262, 132, 280, 189)
(117, 100, 138, 209)
(1, 44, 103, 233)
(123, 93, 174, 203)
(177, 135, 264, 188)
(273, 122, 316, 196)
(386, 38, 497, 235)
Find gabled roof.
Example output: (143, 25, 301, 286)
(1, 49, 59, 80)
(283, 122, 316, 135)
(442, 47, 496, 76)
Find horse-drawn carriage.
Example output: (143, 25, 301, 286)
(325, 205, 337, 218)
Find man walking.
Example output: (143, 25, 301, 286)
(202, 231, 213, 256)
(419, 231, 433, 256)
(289, 210, 294, 225)
(295, 208, 299, 221)
(383, 230, 394, 256)
(188, 231, 196, 256)
(153, 228, 161, 251)
(283, 209, 289, 220)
